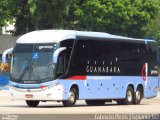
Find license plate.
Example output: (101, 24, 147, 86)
(25, 94, 33, 98)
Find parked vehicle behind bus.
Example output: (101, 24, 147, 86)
(157, 46, 160, 90)
(2, 30, 158, 107)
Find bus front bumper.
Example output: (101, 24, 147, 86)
(9, 85, 65, 101)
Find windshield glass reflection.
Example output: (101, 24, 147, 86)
(11, 43, 57, 83)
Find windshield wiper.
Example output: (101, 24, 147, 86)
(18, 65, 29, 82)
(31, 65, 41, 80)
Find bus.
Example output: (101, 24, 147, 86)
(2, 30, 158, 107)
(157, 47, 160, 89)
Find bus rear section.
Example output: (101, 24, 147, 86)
(60, 37, 158, 105)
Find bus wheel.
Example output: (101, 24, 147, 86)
(85, 100, 106, 106)
(26, 100, 39, 107)
(124, 86, 134, 105)
(133, 87, 143, 104)
(117, 86, 134, 105)
(62, 88, 77, 107)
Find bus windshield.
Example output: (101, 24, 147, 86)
(11, 43, 58, 84)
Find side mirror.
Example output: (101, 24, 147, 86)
(2, 48, 13, 64)
(53, 47, 66, 64)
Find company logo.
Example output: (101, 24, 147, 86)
(86, 60, 120, 74)
(39, 46, 53, 50)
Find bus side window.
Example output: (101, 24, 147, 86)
(148, 42, 157, 63)
(71, 40, 89, 75)
(56, 52, 66, 77)
(59, 39, 74, 74)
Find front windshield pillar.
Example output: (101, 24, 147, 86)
(53, 47, 66, 64)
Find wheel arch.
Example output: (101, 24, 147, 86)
(122, 83, 134, 98)
(118, 83, 135, 105)
(127, 84, 134, 92)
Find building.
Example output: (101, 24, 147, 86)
(2, 21, 15, 35)
(0, 35, 19, 87)
(0, 35, 20, 59)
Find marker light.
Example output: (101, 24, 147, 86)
(39, 86, 47, 89)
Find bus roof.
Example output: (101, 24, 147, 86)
(16, 30, 155, 44)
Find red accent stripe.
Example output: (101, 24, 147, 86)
(142, 64, 146, 81)
(39, 86, 47, 89)
(67, 76, 86, 80)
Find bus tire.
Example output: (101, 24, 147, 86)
(117, 86, 134, 105)
(85, 100, 106, 106)
(62, 87, 77, 107)
(26, 100, 39, 107)
(124, 86, 134, 105)
(133, 87, 143, 104)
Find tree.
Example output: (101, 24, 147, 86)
(0, 0, 13, 34)
(33, 0, 70, 29)
(73, 0, 160, 38)
(8, 0, 35, 35)
(8, 0, 71, 34)
(1, 0, 160, 39)
(145, 12, 160, 45)
(0, 0, 11, 26)
(130, 0, 160, 38)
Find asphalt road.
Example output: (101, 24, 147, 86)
(0, 91, 160, 120)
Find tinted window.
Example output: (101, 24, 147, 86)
(14, 44, 33, 53)
(127, 43, 140, 62)
(147, 42, 157, 63)
(60, 39, 74, 60)
(57, 39, 74, 76)
(70, 40, 88, 75)
(68, 39, 155, 76)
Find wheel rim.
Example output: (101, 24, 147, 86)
(127, 90, 132, 102)
(136, 90, 141, 101)
(68, 90, 75, 104)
